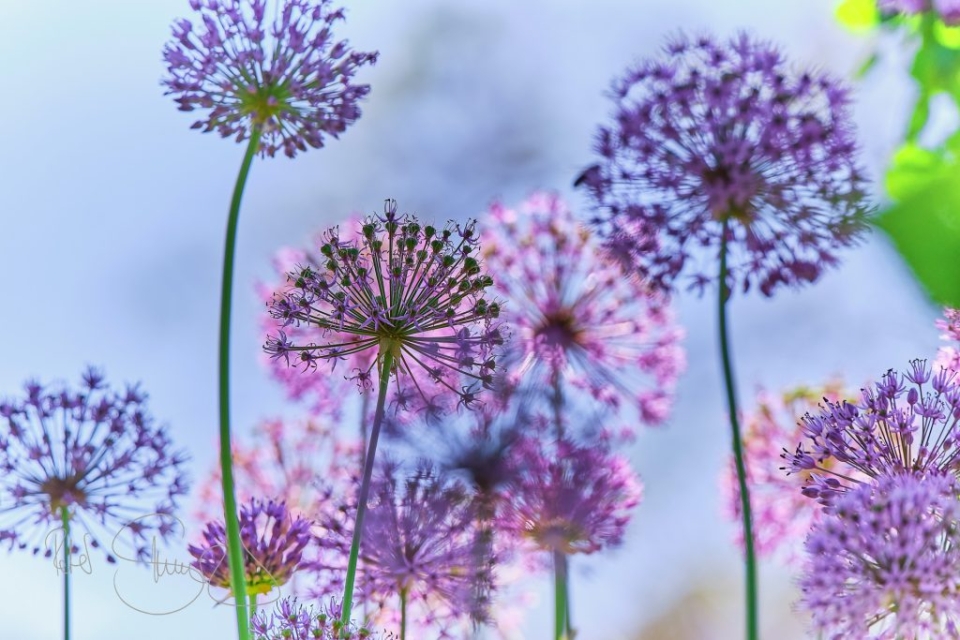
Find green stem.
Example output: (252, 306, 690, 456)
(218, 131, 261, 640)
(400, 587, 408, 640)
(553, 550, 568, 640)
(61, 506, 70, 640)
(340, 350, 395, 633)
(718, 222, 758, 640)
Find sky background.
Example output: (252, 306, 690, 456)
(0, 1, 946, 638)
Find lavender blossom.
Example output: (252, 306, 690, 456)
(162, 0, 378, 158)
(189, 498, 310, 596)
(311, 463, 491, 637)
(937, 308, 960, 373)
(578, 32, 870, 296)
(785, 360, 960, 508)
(0, 368, 188, 562)
(479, 192, 684, 425)
(799, 472, 960, 638)
(252, 597, 386, 639)
(264, 199, 504, 415)
(500, 437, 641, 556)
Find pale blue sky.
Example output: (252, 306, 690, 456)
(0, 1, 943, 638)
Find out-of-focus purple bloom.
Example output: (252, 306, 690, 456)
(578, 32, 870, 297)
(252, 597, 386, 639)
(879, 0, 960, 24)
(937, 0, 960, 23)
(721, 381, 860, 565)
(479, 192, 684, 425)
(799, 472, 960, 639)
(264, 200, 504, 416)
(784, 360, 960, 509)
(189, 498, 310, 595)
(500, 437, 641, 556)
(936, 308, 960, 374)
(0, 367, 188, 562)
(162, 0, 378, 158)
(311, 462, 491, 638)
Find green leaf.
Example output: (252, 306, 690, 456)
(835, 0, 879, 30)
(877, 147, 960, 307)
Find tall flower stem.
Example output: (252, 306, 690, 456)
(61, 506, 70, 640)
(340, 349, 395, 630)
(718, 222, 758, 640)
(553, 549, 568, 640)
(549, 375, 574, 637)
(218, 130, 261, 640)
(399, 587, 408, 640)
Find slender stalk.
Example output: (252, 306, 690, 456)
(718, 222, 758, 640)
(218, 131, 261, 640)
(553, 550, 568, 640)
(400, 587, 408, 640)
(340, 349, 395, 632)
(61, 506, 71, 640)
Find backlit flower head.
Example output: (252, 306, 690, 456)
(0, 367, 189, 562)
(479, 192, 684, 424)
(162, 0, 378, 158)
(936, 308, 960, 374)
(785, 360, 960, 509)
(311, 462, 492, 637)
(265, 199, 504, 415)
(879, 0, 960, 25)
(500, 437, 641, 557)
(579, 32, 870, 296)
(721, 381, 858, 564)
(189, 498, 311, 596)
(799, 472, 960, 639)
(252, 597, 387, 639)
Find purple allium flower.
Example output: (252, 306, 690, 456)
(311, 463, 491, 637)
(189, 498, 311, 595)
(264, 200, 504, 415)
(799, 472, 960, 639)
(785, 360, 960, 509)
(937, 308, 960, 374)
(578, 32, 871, 296)
(0, 367, 189, 562)
(879, 0, 960, 24)
(721, 381, 860, 564)
(500, 437, 641, 557)
(162, 0, 378, 158)
(479, 192, 684, 425)
(252, 597, 386, 639)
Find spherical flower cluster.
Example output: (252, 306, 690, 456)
(722, 381, 857, 563)
(0, 368, 188, 562)
(579, 32, 870, 296)
(479, 192, 684, 425)
(252, 597, 385, 639)
(500, 437, 642, 557)
(936, 308, 960, 374)
(311, 463, 490, 637)
(799, 472, 960, 639)
(785, 361, 960, 508)
(879, 0, 960, 25)
(265, 200, 504, 415)
(162, 0, 378, 158)
(189, 498, 310, 595)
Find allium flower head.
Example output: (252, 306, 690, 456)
(937, 308, 960, 374)
(879, 0, 960, 25)
(799, 472, 960, 639)
(0, 367, 188, 562)
(579, 32, 870, 296)
(252, 597, 387, 639)
(722, 381, 859, 563)
(500, 437, 642, 556)
(786, 360, 960, 508)
(162, 0, 378, 158)
(479, 192, 684, 424)
(265, 200, 504, 414)
(311, 463, 491, 637)
(189, 498, 310, 595)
